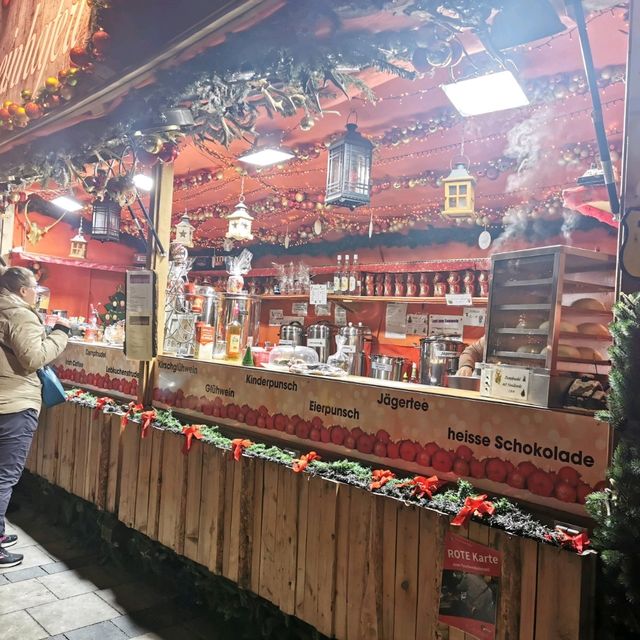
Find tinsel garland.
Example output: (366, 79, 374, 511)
(67, 388, 582, 548)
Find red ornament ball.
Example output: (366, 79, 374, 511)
(70, 46, 91, 67)
(91, 30, 111, 57)
(157, 142, 178, 164)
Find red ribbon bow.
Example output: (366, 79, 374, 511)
(231, 438, 253, 461)
(451, 494, 495, 527)
(292, 451, 320, 473)
(140, 410, 157, 439)
(369, 469, 395, 491)
(93, 396, 114, 418)
(546, 527, 591, 554)
(120, 402, 143, 431)
(68, 389, 86, 399)
(397, 475, 443, 499)
(182, 425, 204, 454)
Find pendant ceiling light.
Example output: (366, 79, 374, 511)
(239, 132, 294, 167)
(226, 174, 254, 241)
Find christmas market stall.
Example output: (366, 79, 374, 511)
(1, 0, 635, 638)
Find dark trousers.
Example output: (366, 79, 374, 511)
(0, 409, 38, 535)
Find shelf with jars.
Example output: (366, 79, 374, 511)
(259, 294, 489, 305)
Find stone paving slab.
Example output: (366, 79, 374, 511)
(27, 592, 120, 636)
(0, 578, 58, 616)
(0, 609, 49, 640)
(64, 620, 130, 640)
(38, 569, 100, 599)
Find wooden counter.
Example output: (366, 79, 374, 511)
(152, 355, 610, 516)
(26, 401, 596, 640)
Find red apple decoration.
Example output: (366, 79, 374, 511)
(554, 481, 577, 503)
(432, 449, 453, 473)
(557, 466, 581, 487)
(527, 470, 554, 497)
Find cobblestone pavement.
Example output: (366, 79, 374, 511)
(0, 504, 223, 640)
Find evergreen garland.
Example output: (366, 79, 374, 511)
(587, 292, 640, 639)
(70, 389, 580, 547)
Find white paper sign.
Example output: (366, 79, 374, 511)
(488, 365, 530, 402)
(335, 305, 347, 327)
(463, 307, 487, 327)
(428, 314, 463, 337)
(385, 303, 408, 339)
(446, 293, 473, 306)
(315, 303, 331, 317)
(269, 309, 284, 326)
(125, 270, 154, 361)
(407, 313, 430, 336)
(309, 284, 328, 306)
(292, 302, 308, 317)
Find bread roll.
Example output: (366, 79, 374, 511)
(571, 298, 606, 311)
(557, 344, 582, 359)
(516, 344, 542, 354)
(539, 320, 579, 332)
(577, 346, 605, 360)
(578, 322, 609, 337)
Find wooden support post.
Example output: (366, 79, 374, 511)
(138, 161, 174, 405)
(618, 0, 640, 294)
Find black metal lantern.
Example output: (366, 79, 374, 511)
(325, 122, 373, 209)
(91, 197, 121, 242)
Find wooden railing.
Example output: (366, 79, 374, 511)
(25, 403, 596, 640)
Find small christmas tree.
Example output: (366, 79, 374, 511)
(587, 292, 640, 639)
(99, 286, 126, 325)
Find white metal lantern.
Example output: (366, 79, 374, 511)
(325, 122, 373, 209)
(225, 200, 254, 241)
(442, 162, 476, 218)
(69, 220, 88, 259)
(175, 213, 195, 248)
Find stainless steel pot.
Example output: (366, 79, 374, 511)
(279, 321, 304, 346)
(306, 321, 332, 362)
(419, 337, 465, 386)
(370, 354, 405, 381)
(338, 322, 371, 376)
(196, 286, 222, 327)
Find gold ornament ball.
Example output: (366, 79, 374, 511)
(299, 115, 315, 131)
(142, 135, 163, 154)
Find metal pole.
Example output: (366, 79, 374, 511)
(567, 0, 620, 217)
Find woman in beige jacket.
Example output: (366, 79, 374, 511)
(0, 266, 69, 568)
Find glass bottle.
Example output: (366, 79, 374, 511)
(334, 255, 342, 293)
(225, 304, 242, 361)
(349, 254, 360, 294)
(341, 255, 350, 293)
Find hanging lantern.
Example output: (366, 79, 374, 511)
(175, 212, 195, 248)
(325, 120, 373, 210)
(226, 175, 254, 241)
(69, 219, 88, 259)
(225, 201, 254, 241)
(442, 161, 476, 218)
(91, 197, 121, 242)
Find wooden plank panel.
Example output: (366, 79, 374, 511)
(221, 454, 237, 580)
(333, 482, 350, 640)
(534, 545, 582, 640)
(237, 455, 257, 590)
(41, 405, 61, 483)
(302, 474, 322, 628)
(145, 427, 165, 541)
(223, 456, 241, 582)
(393, 504, 420, 640)
(258, 460, 280, 605)
(118, 421, 141, 527)
(157, 431, 188, 554)
(57, 404, 77, 492)
(105, 415, 121, 514)
(95, 412, 113, 510)
(314, 479, 339, 637)
(183, 438, 203, 563)
(83, 410, 101, 503)
(518, 538, 538, 640)
(277, 466, 300, 617)
(197, 445, 226, 574)
(294, 474, 310, 621)
(359, 489, 384, 640)
(346, 487, 372, 640)
(416, 508, 449, 640)
(71, 406, 90, 499)
(381, 497, 399, 640)
(133, 427, 155, 535)
(249, 457, 265, 594)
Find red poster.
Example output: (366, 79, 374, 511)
(438, 533, 501, 640)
